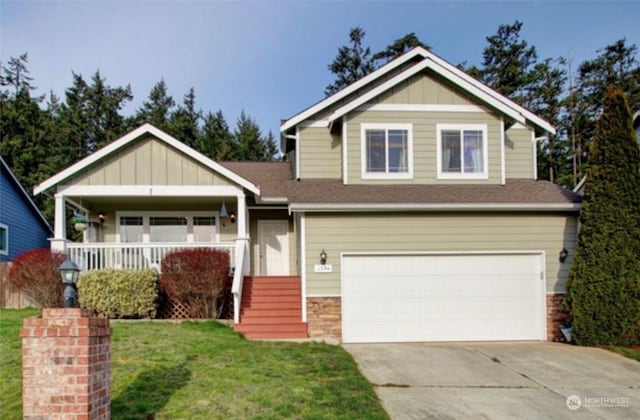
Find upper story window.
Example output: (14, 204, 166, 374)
(437, 124, 488, 179)
(0, 223, 8, 255)
(361, 123, 413, 179)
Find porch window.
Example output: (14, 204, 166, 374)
(361, 123, 413, 179)
(150, 217, 188, 242)
(193, 217, 216, 242)
(0, 223, 7, 255)
(120, 217, 143, 243)
(437, 124, 488, 179)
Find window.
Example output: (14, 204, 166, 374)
(437, 124, 488, 179)
(361, 123, 413, 179)
(117, 212, 219, 244)
(0, 224, 7, 255)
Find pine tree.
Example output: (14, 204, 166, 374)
(372, 33, 430, 66)
(565, 87, 640, 346)
(325, 27, 375, 96)
(170, 87, 201, 150)
(234, 111, 272, 161)
(199, 110, 235, 161)
(136, 80, 175, 131)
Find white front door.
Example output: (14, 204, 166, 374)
(257, 220, 289, 276)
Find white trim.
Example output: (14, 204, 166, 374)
(57, 185, 242, 197)
(299, 120, 330, 128)
(255, 197, 289, 204)
(295, 125, 301, 180)
(306, 294, 342, 298)
(436, 124, 489, 180)
(357, 103, 487, 113)
(34, 124, 260, 195)
(300, 213, 307, 322)
(257, 220, 289, 276)
(533, 133, 541, 180)
(280, 47, 428, 132)
(0, 223, 8, 256)
(115, 211, 220, 244)
(573, 176, 587, 193)
(247, 205, 289, 210)
(360, 123, 413, 180)
(342, 116, 348, 185)
(0, 156, 52, 232)
(289, 203, 581, 212)
(500, 117, 506, 185)
(340, 250, 548, 342)
(511, 122, 529, 130)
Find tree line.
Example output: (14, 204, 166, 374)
(325, 23, 640, 188)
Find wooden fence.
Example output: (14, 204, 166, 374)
(0, 262, 34, 308)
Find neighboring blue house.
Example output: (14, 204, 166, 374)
(0, 156, 52, 262)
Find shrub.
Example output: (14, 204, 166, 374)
(160, 248, 230, 318)
(565, 87, 640, 346)
(78, 269, 159, 318)
(8, 249, 67, 308)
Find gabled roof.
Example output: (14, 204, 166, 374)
(0, 155, 52, 233)
(281, 47, 555, 134)
(34, 124, 260, 195)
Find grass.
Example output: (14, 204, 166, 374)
(608, 346, 640, 362)
(0, 309, 388, 419)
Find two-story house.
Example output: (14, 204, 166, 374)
(35, 47, 580, 342)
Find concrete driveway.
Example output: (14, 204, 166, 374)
(344, 342, 640, 419)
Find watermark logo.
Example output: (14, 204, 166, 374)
(566, 395, 582, 410)
(566, 394, 629, 410)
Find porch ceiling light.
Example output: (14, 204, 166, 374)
(559, 248, 569, 263)
(59, 259, 80, 308)
(320, 249, 327, 265)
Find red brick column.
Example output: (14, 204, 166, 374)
(547, 294, 570, 342)
(21, 308, 111, 419)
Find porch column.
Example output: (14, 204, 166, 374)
(50, 193, 67, 252)
(236, 192, 250, 275)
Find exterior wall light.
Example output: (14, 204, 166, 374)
(59, 259, 80, 308)
(98, 212, 106, 224)
(320, 249, 328, 265)
(559, 248, 569, 263)
(230, 212, 236, 224)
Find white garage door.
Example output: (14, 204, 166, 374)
(342, 253, 545, 343)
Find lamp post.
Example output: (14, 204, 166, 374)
(59, 259, 80, 308)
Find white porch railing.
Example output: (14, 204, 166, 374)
(66, 242, 236, 272)
(231, 238, 249, 324)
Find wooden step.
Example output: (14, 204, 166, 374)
(243, 288, 300, 297)
(241, 300, 302, 310)
(234, 322, 308, 334)
(241, 308, 302, 317)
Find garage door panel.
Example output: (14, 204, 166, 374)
(342, 253, 544, 343)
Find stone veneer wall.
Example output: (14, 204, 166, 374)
(547, 293, 570, 342)
(307, 297, 342, 340)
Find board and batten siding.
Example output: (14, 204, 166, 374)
(69, 137, 233, 187)
(346, 110, 502, 184)
(505, 125, 535, 179)
(297, 127, 341, 179)
(304, 212, 577, 296)
(372, 72, 475, 106)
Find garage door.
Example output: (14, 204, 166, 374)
(342, 253, 545, 343)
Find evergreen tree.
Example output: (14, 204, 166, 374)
(372, 33, 430, 66)
(264, 130, 280, 160)
(478, 20, 538, 106)
(169, 87, 201, 150)
(136, 80, 175, 131)
(199, 110, 236, 161)
(565, 87, 640, 346)
(0, 53, 36, 94)
(325, 27, 375, 96)
(234, 111, 272, 161)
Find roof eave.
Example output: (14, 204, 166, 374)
(289, 202, 581, 213)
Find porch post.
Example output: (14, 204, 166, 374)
(50, 193, 67, 252)
(236, 192, 250, 275)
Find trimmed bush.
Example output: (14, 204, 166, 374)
(8, 249, 67, 308)
(160, 248, 230, 318)
(78, 269, 159, 319)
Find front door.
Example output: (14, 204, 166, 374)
(257, 220, 289, 276)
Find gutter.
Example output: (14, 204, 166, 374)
(288, 202, 582, 213)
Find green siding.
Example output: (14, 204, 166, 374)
(298, 127, 341, 179)
(373, 73, 474, 105)
(505, 126, 535, 179)
(69, 137, 232, 186)
(304, 212, 578, 296)
(346, 110, 502, 184)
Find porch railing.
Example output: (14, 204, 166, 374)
(66, 242, 236, 272)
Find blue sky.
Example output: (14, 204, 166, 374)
(1, 1, 638, 140)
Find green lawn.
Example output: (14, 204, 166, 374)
(608, 346, 640, 362)
(0, 309, 388, 419)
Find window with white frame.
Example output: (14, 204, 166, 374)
(117, 212, 218, 243)
(437, 124, 488, 179)
(361, 123, 413, 179)
(0, 224, 8, 255)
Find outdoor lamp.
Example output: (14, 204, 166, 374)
(559, 248, 569, 263)
(230, 212, 236, 224)
(320, 249, 327, 265)
(59, 259, 80, 308)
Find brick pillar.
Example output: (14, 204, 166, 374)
(21, 308, 111, 419)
